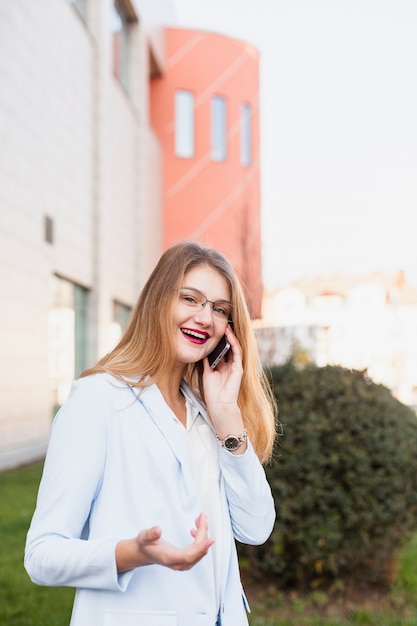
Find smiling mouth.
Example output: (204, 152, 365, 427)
(181, 328, 209, 344)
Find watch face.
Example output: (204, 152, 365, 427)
(224, 436, 239, 451)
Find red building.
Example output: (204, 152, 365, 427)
(150, 28, 263, 318)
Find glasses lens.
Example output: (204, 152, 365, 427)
(179, 288, 203, 307)
(179, 288, 232, 320)
(212, 302, 232, 319)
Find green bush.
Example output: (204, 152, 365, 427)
(243, 363, 417, 588)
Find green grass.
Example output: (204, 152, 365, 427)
(1, 462, 417, 626)
(0, 463, 74, 625)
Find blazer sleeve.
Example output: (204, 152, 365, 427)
(219, 441, 276, 545)
(24, 375, 133, 591)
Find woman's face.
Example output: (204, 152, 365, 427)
(172, 264, 231, 367)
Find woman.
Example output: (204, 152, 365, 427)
(25, 241, 277, 626)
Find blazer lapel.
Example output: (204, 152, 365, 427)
(134, 384, 189, 462)
(132, 384, 199, 511)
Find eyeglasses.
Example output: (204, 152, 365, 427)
(178, 287, 232, 320)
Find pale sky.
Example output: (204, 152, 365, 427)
(172, 0, 417, 288)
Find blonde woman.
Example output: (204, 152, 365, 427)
(25, 241, 277, 626)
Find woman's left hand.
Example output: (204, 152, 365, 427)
(202, 326, 246, 442)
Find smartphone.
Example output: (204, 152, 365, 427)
(207, 335, 231, 369)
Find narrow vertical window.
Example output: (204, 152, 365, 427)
(49, 276, 89, 414)
(175, 90, 195, 158)
(240, 102, 252, 166)
(44, 215, 54, 244)
(211, 96, 227, 161)
(114, 301, 131, 335)
(74, 284, 89, 378)
(112, 1, 137, 94)
(109, 301, 132, 348)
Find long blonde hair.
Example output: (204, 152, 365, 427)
(82, 241, 277, 462)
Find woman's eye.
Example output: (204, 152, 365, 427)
(182, 295, 198, 305)
(214, 306, 228, 317)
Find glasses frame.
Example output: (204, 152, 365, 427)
(178, 287, 233, 321)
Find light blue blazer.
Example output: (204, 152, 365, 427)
(25, 374, 275, 626)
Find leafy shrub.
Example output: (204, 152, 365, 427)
(242, 363, 417, 588)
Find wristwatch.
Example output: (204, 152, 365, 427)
(216, 429, 247, 451)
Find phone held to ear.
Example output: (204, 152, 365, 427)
(207, 335, 231, 369)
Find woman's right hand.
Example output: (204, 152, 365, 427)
(116, 512, 214, 573)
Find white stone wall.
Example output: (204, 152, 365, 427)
(0, 0, 172, 469)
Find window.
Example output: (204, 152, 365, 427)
(44, 215, 54, 244)
(112, 0, 137, 93)
(74, 283, 89, 377)
(175, 90, 195, 158)
(211, 96, 227, 161)
(111, 301, 132, 344)
(49, 276, 89, 413)
(69, 0, 87, 22)
(240, 103, 252, 166)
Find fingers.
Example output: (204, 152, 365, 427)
(177, 513, 214, 569)
(195, 512, 209, 534)
(173, 514, 213, 570)
(138, 525, 162, 545)
(224, 324, 240, 350)
(194, 512, 215, 552)
(134, 515, 214, 572)
(190, 512, 211, 539)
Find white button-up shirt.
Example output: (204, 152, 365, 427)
(174, 394, 223, 611)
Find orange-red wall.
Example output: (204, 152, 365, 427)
(150, 28, 262, 317)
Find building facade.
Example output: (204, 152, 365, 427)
(0, 0, 174, 469)
(150, 28, 263, 318)
(0, 3, 265, 469)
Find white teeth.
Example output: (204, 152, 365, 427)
(182, 329, 206, 340)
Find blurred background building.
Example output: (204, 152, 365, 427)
(151, 27, 262, 317)
(1, 0, 416, 472)
(255, 270, 417, 410)
(0, 0, 262, 469)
